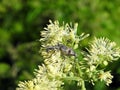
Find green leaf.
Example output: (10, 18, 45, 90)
(0, 63, 10, 76)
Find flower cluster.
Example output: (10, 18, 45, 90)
(17, 64, 63, 90)
(16, 20, 120, 90)
(82, 37, 120, 85)
(86, 38, 120, 65)
(99, 71, 113, 86)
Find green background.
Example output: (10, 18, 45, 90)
(0, 0, 120, 90)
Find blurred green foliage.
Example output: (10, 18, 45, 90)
(0, 0, 120, 90)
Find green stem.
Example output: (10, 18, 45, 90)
(75, 60, 86, 90)
(62, 76, 80, 81)
(76, 60, 82, 76)
(81, 80, 86, 90)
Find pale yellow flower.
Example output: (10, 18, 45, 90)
(99, 71, 113, 86)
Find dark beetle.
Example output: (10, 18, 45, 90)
(46, 43, 76, 57)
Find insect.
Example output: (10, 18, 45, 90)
(46, 43, 76, 57)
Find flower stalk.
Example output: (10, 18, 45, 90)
(16, 20, 120, 90)
(81, 80, 86, 90)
